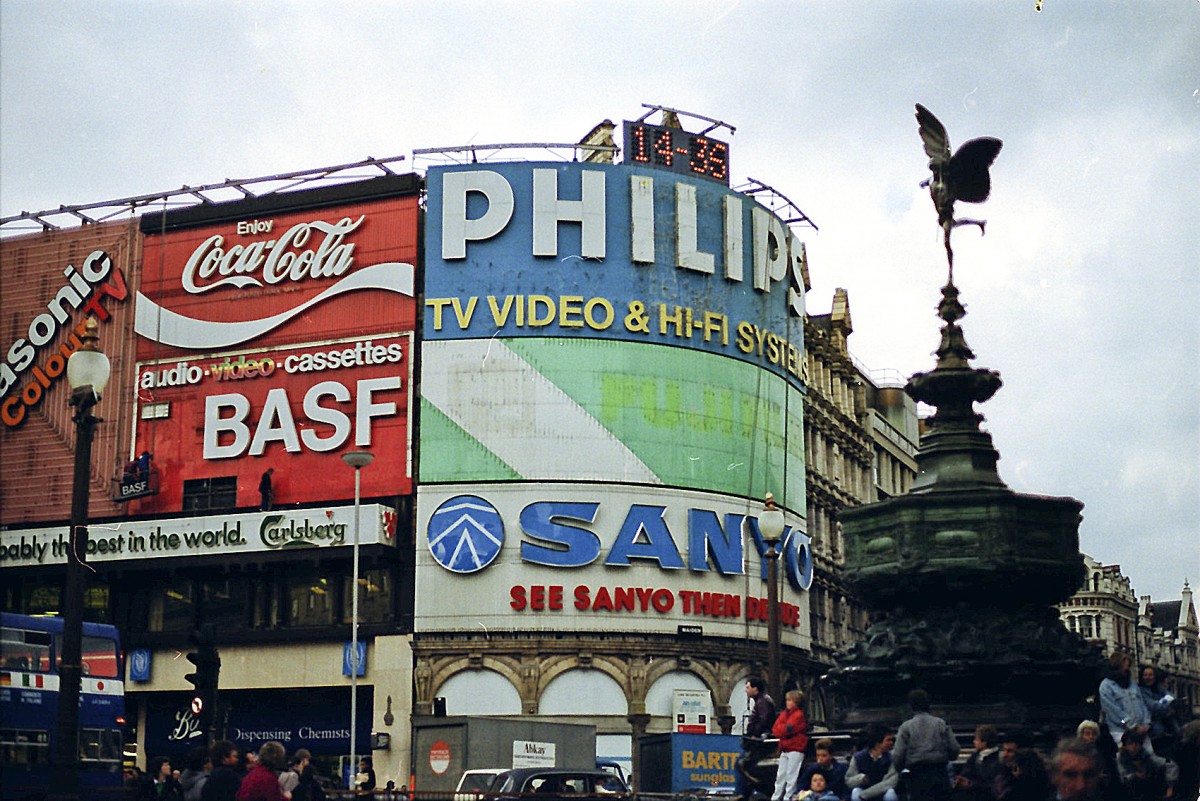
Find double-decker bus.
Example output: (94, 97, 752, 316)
(0, 612, 125, 800)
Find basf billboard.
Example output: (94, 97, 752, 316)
(132, 182, 419, 511)
(417, 161, 809, 643)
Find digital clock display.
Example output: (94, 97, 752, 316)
(623, 120, 729, 185)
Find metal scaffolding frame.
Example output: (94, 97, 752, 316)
(738, 177, 819, 231)
(0, 155, 409, 236)
(411, 141, 618, 168)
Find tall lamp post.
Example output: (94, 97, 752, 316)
(341, 450, 374, 788)
(51, 318, 111, 801)
(758, 494, 786, 703)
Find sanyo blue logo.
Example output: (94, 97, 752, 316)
(426, 496, 812, 591)
(428, 495, 505, 573)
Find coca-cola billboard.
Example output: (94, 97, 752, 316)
(136, 192, 418, 355)
(132, 185, 419, 510)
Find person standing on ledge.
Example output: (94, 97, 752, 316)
(892, 689, 958, 801)
(259, 468, 275, 511)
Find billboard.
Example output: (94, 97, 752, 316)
(420, 337, 803, 504)
(0, 503, 398, 568)
(133, 190, 419, 508)
(414, 483, 811, 646)
(424, 162, 807, 387)
(0, 222, 138, 524)
(417, 161, 809, 639)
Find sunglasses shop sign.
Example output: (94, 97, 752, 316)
(0, 504, 394, 568)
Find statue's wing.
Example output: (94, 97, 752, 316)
(915, 104, 951, 164)
(947, 137, 1003, 203)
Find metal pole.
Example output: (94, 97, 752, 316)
(350, 464, 361, 788)
(767, 544, 781, 703)
(50, 396, 98, 801)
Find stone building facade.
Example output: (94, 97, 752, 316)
(1057, 558, 1199, 717)
(1057, 554, 1139, 653)
(1138, 582, 1200, 717)
(803, 289, 919, 672)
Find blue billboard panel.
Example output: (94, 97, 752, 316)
(424, 163, 807, 388)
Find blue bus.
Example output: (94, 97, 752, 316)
(0, 612, 125, 800)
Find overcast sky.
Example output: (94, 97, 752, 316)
(2, 1, 1196, 603)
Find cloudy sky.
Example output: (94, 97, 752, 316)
(2, 1, 1196, 602)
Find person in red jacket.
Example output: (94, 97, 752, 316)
(237, 741, 286, 801)
(772, 689, 810, 801)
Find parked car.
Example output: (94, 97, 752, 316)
(487, 767, 630, 796)
(455, 768, 505, 800)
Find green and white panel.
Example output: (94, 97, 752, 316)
(419, 338, 805, 512)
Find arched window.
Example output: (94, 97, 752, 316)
(437, 669, 522, 715)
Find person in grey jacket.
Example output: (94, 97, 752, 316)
(891, 689, 958, 801)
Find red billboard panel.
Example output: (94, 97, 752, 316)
(133, 334, 412, 510)
(132, 190, 418, 510)
(136, 194, 418, 358)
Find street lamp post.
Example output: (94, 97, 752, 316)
(758, 494, 786, 704)
(341, 450, 374, 789)
(51, 318, 111, 801)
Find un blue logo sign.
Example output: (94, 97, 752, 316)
(427, 495, 504, 573)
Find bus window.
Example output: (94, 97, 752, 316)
(0, 729, 50, 766)
(81, 635, 119, 678)
(0, 627, 52, 672)
(79, 729, 122, 763)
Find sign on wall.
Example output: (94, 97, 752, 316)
(133, 334, 412, 508)
(673, 689, 713, 734)
(424, 162, 807, 388)
(133, 191, 419, 507)
(1, 250, 131, 428)
(414, 483, 810, 646)
(419, 338, 804, 502)
(137, 195, 418, 354)
(0, 503, 397, 567)
(146, 686, 371, 758)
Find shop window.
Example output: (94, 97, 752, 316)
(182, 476, 238, 512)
(148, 579, 194, 633)
(287, 574, 334, 627)
(342, 569, 393, 624)
(26, 585, 62, 617)
(251, 578, 281, 630)
(201, 578, 251, 630)
(83, 585, 111, 624)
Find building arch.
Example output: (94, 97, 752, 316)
(540, 668, 628, 716)
(426, 654, 525, 704)
(645, 669, 710, 718)
(536, 653, 631, 710)
(434, 668, 523, 716)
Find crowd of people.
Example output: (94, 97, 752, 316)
(123, 740, 388, 801)
(741, 654, 1198, 801)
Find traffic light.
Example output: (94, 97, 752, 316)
(184, 640, 220, 738)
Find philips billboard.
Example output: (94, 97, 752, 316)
(424, 162, 807, 387)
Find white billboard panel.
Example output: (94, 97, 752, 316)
(0, 503, 397, 567)
(415, 483, 810, 647)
